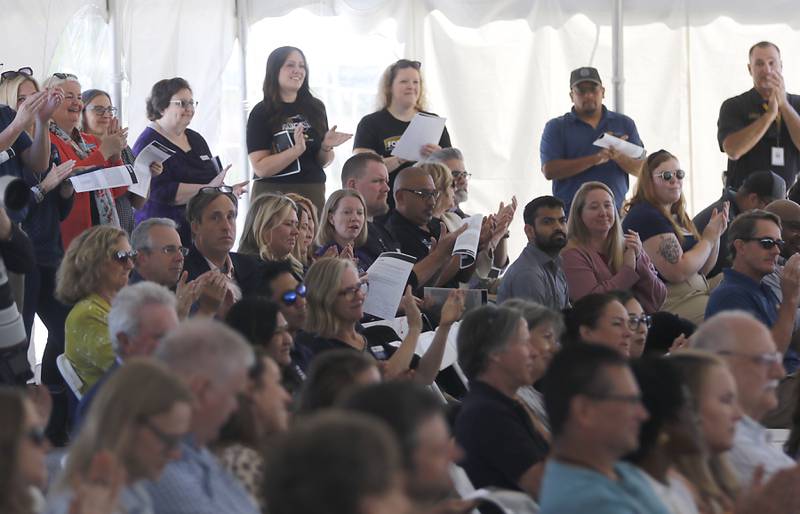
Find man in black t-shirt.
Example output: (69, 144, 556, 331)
(718, 41, 800, 189)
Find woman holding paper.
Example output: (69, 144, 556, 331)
(622, 150, 728, 324)
(353, 59, 452, 209)
(43, 74, 128, 249)
(132, 77, 241, 246)
(314, 189, 372, 274)
(247, 46, 351, 213)
(562, 181, 666, 313)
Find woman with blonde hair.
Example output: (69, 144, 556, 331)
(239, 193, 303, 277)
(423, 162, 460, 230)
(622, 150, 728, 323)
(314, 189, 370, 274)
(562, 181, 665, 313)
(285, 193, 317, 269)
(55, 225, 134, 393)
(44, 359, 193, 514)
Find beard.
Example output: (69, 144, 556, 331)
(536, 231, 567, 252)
(454, 189, 468, 205)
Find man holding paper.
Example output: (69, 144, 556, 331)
(540, 67, 644, 213)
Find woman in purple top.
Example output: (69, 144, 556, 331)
(132, 77, 229, 245)
(562, 181, 666, 313)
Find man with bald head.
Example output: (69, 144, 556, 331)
(692, 311, 794, 484)
(384, 166, 466, 288)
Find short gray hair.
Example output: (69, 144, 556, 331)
(108, 282, 177, 355)
(457, 304, 524, 380)
(502, 298, 565, 337)
(155, 318, 255, 384)
(423, 147, 463, 165)
(690, 310, 761, 353)
(130, 217, 177, 251)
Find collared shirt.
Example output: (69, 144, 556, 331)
(706, 268, 779, 326)
(146, 437, 259, 514)
(539, 459, 672, 514)
(718, 88, 800, 189)
(45, 482, 153, 514)
(454, 381, 550, 491)
(729, 415, 794, 486)
(692, 189, 742, 278)
(540, 105, 643, 212)
(496, 242, 569, 310)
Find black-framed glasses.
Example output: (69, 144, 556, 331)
(140, 418, 184, 453)
(1, 66, 33, 81)
(52, 72, 78, 80)
(169, 99, 198, 109)
(627, 314, 652, 331)
(338, 281, 369, 299)
(26, 426, 47, 446)
(399, 188, 439, 201)
(585, 393, 644, 405)
(718, 350, 783, 366)
(112, 250, 138, 263)
(87, 105, 117, 116)
(653, 169, 686, 181)
(145, 245, 189, 257)
(451, 170, 472, 180)
(199, 185, 233, 194)
(281, 283, 307, 306)
(740, 237, 785, 251)
(394, 59, 421, 70)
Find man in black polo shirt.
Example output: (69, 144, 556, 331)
(342, 154, 464, 288)
(718, 41, 800, 189)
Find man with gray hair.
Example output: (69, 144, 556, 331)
(691, 310, 794, 484)
(148, 318, 258, 514)
(130, 217, 187, 288)
(74, 281, 180, 427)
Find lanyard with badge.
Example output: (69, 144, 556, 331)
(763, 102, 785, 167)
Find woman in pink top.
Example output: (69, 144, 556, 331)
(562, 181, 666, 313)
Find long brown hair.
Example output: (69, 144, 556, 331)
(623, 150, 699, 244)
(0, 389, 33, 514)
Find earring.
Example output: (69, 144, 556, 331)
(657, 432, 670, 446)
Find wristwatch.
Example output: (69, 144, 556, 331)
(31, 185, 44, 203)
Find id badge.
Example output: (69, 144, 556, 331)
(772, 147, 785, 167)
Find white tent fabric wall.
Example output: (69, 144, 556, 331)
(4, 0, 800, 262)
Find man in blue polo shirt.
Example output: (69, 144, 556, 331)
(706, 210, 800, 372)
(540, 67, 644, 213)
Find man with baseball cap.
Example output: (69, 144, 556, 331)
(540, 66, 645, 213)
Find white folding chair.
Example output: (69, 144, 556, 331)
(56, 354, 83, 400)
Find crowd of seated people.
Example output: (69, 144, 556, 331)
(7, 38, 800, 514)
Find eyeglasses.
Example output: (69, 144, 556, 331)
(52, 72, 78, 80)
(740, 237, 785, 251)
(653, 169, 686, 181)
(585, 393, 644, 405)
(169, 99, 198, 109)
(146, 245, 189, 257)
(338, 281, 369, 299)
(87, 105, 117, 116)
(199, 185, 233, 194)
(26, 426, 47, 446)
(0, 66, 33, 81)
(394, 59, 421, 70)
(718, 350, 783, 366)
(399, 188, 439, 201)
(112, 250, 138, 263)
(140, 418, 184, 454)
(627, 314, 652, 331)
(281, 283, 307, 306)
(451, 170, 472, 180)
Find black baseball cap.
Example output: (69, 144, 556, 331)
(740, 170, 786, 200)
(570, 67, 602, 88)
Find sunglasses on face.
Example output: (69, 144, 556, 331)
(653, 169, 686, 181)
(281, 283, 307, 306)
(112, 250, 138, 263)
(0, 66, 33, 81)
(52, 72, 78, 80)
(741, 237, 785, 250)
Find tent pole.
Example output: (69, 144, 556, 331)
(612, 0, 624, 113)
(108, 0, 123, 122)
(235, 0, 250, 204)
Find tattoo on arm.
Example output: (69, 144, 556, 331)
(658, 235, 681, 265)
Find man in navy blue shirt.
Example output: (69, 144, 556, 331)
(706, 210, 800, 372)
(540, 67, 644, 213)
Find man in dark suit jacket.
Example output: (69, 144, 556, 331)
(182, 187, 266, 303)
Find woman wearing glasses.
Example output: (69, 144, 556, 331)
(55, 225, 135, 394)
(133, 77, 235, 246)
(563, 181, 666, 313)
(622, 150, 729, 324)
(609, 290, 651, 358)
(42, 74, 128, 250)
(44, 359, 192, 514)
(562, 293, 634, 357)
(354, 59, 452, 210)
(247, 46, 351, 213)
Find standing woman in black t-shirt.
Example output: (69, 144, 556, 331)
(353, 59, 452, 208)
(247, 46, 351, 213)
